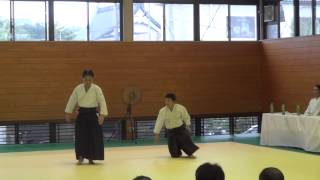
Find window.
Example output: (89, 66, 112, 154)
(280, 0, 295, 38)
(200, 4, 228, 41)
(133, 3, 193, 41)
(235, 117, 259, 134)
(1, 1, 262, 42)
(133, 3, 163, 41)
(14, 1, 48, 41)
(165, 4, 193, 41)
(316, 0, 320, 34)
(266, 24, 278, 39)
(0, 0, 10, 41)
(299, 0, 313, 36)
(89, 2, 121, 41)
(230, 5, 257, 41)
(54, 1, 121, 41)
(54, 2, 87, 41)
(203, 118, 229, 136)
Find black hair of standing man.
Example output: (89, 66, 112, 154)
(82, 69, 94, 78)
(165, 93, 177, 101)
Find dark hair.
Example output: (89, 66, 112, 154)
(82, 69, 94, 78)
(315, 85, 320, 90)
(196, 163, 225, 180)
(165, 93, 176, 101)
(259, 167, 284, 180)
(133, 176, 152, 180)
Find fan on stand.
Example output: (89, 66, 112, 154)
(122, 86, 141, 144)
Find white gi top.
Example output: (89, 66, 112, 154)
(65, 83, 108, 116)
(153, 104, 191, 134)
(305, 97, 320, 116)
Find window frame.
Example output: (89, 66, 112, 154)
(199, 2, 259, 41)
(1, 0, 261, 42)
(316, 0, 320, 34)
(2, 0, 123, 41)
(133, 0, 259, 41)
(52, 0, 122, 41)
(262, 0, 320, 40)
(9, 0, 49, 41)
(133, 2, 195, 41)
(199, 4, 229, 41)
(229, 4, 258, 41)
(0, 0, 12, 41)
(133, 3, 165, 41)
(299, 0, 313, 36)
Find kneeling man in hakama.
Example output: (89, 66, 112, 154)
(153, 93, 199, 158)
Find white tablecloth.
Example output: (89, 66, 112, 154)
(260, 113, 320, 152)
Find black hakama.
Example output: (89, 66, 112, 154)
(167, 125, 199, 157)
(75, 107, 104, 160)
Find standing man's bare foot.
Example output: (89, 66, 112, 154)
(89, 159, 95, 165)
(187, 155, 196, 159)
(77, 157, 84, 165)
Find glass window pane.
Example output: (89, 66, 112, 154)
(300, 0, 313, 36)
(266, 24, 278, 39)
(280, 0, 295, 38)
(316, 0, 320, 34)
(200, 4, 228, 41)
(230, 5, 257, 41)
(14, 1, 47, 41)
(0, 0, 11, 41)
(165, 4, 193, 41)
(89, 2, 120, 41)
(133, 3, 163, 41)
(54, 2, 87, 41)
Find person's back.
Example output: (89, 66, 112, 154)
(196, 163, 225, 180)
(259, 167, 284, 180)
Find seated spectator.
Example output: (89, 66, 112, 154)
(259, 167, 284, 180)
(196, 163, 225, 180)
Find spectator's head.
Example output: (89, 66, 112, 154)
(82, 69, 94, 87)
(313, 85, 320, 97)
(196, 163, 225, 180)
(259, 167, 284, 180)
(165, 93, 176, 108)
(133, 176, 152, 180)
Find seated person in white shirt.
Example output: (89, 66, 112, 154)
(305, 85, 320, 116)
(153, 93, 199, 158)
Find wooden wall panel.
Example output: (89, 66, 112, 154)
(262, 36, 320, 113)
(0, 42, 262, 121)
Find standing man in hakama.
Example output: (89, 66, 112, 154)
(65, 69, 108, 165)
(153, 93, 199, 158)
